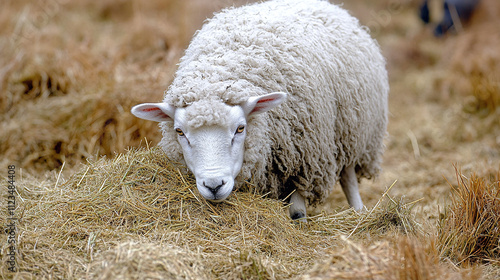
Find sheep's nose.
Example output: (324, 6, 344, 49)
(203, 180, 225, 195)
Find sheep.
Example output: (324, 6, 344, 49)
(419, 0, 481, 36)
(131, 0, 389, 220)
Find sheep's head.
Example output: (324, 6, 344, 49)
(131, 92, 286, 201)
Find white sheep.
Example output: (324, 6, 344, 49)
(131, 0, 389, 220)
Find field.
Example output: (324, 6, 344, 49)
(1, 0, 499, 279)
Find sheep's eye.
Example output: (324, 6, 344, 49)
(236, 125, 245, 134)
(175, 128, 184, 136)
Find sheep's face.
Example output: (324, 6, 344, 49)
(131, 92, 286, 202)
(172, 104, 246, 201)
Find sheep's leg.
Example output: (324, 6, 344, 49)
(289, 191, 307, 221)
(340, 164, 364, 211)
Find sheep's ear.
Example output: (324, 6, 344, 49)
(131, 103, 176, 122)
(242, 92, 287, 116)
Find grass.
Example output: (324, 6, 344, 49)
(438, 168, 500, 265)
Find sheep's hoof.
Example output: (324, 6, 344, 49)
(291, 212, 307, 223)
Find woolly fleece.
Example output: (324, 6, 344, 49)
(159, 0, 389, 205)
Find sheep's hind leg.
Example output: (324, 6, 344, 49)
(289, 191, 307, 221)
(340, 164, 364, 211)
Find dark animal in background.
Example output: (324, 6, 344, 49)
(420, 0, 480, 36)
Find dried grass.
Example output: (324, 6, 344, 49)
(1, 147, 422, 279)
(442, 0, 500, 116)
(308, 181, 421, 238)
(301, 236, 480, 280)
(438, 168, 500, 265)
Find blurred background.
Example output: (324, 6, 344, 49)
(1, 0, 498, 195)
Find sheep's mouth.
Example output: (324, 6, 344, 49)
(196, 179, 234, 202)
(201, 193, 231, 202)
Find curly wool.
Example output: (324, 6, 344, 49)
(160, 0, 389, 206)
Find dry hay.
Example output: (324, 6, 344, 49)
(444, 0, 500, 116)
(438, 168, 500, 265)
(300, 236, 480, 280)
(1, 147, 424, 279)
(309, 181, 421, 238)
(426, 0, 500, 122)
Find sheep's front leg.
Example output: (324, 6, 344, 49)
(289, 191, 307, 220)
(340, 164, 364, 211)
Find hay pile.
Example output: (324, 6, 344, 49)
(2, 146, 498, 279)
(1, 147, 425, 279)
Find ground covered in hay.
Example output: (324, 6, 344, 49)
(2, 147, 424, 279)
(1, 0, 500, 279)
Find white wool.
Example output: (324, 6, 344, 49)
(159, 0, 389, 205)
